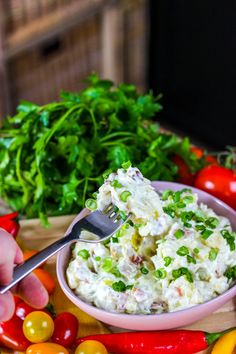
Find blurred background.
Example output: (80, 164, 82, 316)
(0, 0, 235, 149)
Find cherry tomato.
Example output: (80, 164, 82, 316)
(33, 268, 56, 294)
(23, 311, 54, 343)
(75, 340, 108, 354)
(191, 146, 218, 165)
(52, 312, 79, 347)
(194, 165, 236, 209)
(0, 313, 31, 351)
(15, 301, 36, 320)
(26, 342, 69, 354)
(172, 154, 195, 185)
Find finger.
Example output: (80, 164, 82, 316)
(0, 292, 15, 322)
(14, 273, 48, 309)
(14, 245, 24, 264)
(0, 235, 16, 285)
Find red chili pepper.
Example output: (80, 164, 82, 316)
(0, 212, 20, 238)
(0, 212, 19, 222)
(0, 313, 31, 351)
(76, 329, 235, 354)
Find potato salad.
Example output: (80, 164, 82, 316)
(66, 164, 236, 314)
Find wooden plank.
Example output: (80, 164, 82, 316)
(4, 0, 110, 60)
(0, 0, 11, 119)
(101, 2, 125, 83)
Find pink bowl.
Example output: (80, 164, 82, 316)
(57, 182, 236, 330)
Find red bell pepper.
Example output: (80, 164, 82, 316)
(76, 328, 235, 354)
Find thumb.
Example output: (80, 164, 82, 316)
(0, 292, 15, 322)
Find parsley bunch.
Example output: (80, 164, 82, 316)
(0, 73, 200, 226)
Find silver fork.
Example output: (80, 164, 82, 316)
(0, 205, 129, 295)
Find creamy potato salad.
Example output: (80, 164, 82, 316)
(66, 164, 236, 314)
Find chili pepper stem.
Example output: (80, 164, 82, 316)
(206, 327, 236, 346)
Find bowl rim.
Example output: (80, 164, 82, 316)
(57, 181, 236, 319)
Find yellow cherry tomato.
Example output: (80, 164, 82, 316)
(26, 342, 69, 354)
(211, 329, 236, 354)
(75, 340, 108, 354)
(23, 311, 54, 343)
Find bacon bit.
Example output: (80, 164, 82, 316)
(130, 255, 143, 265)
(176, 287, 183, 296)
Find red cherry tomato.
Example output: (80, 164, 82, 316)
(194, 165, 236, 209)
(172, 154, 195, 185)
(190, 146, 218, 165)
(26, 342, 69, 354)
(0, 313, 31, 351)
(52, 312, 79, 348)
(15, 301, 36, 320)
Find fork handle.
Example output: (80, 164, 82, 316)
(0, 233, 73, 295)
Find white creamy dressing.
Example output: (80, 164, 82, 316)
(66, 166, 236, 314)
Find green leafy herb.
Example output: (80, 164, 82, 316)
(0, 73, 203, 226)
(221, 230, 236, 251)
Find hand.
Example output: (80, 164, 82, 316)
(0, 229, 49, 321)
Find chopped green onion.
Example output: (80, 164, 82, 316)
(85, 198, 97, 211)
(172, 267, 193, 283)
(119, 210, 127, 221)
(224, 265, 236, 280)
(201, 229, 213, 239)
(102, 169, 113, 180)
(174, 229, 184, 239)
(161, 189, 173, 201)
(78, 249, 90, 260)
(126, 284, 134, 290)
(120, 190, 132, 202)
(92, 191, 98, 198)
(111, 180, 123, 188)
(187, 255, 196, 264)
(154, 268, 167, 279)
(182, 195, 194, 204)
(195, 224, 206, 231)
(193, 247, 200, 254)
(110, 266, 122, 278)
(112, 281, 126, 292)
(163, 205, 176, 218)
(205, 217, 219, 229)
(95, 256, 101, 261)
(221, 230, 236, 251)
(164, 256, 172, 267)
(112, 237, 119, 243)
(140, 267, 149, 274)
(177, 202, 186, 209)
(127, 220, 134, 227)
(184, 222, 192, 228)
(173, 191, 182, 202)
(209, 248, 219, 261)
(122, 161, 132, 170)
(176, 246, 189, 256)
(101, 257, 113, 271)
